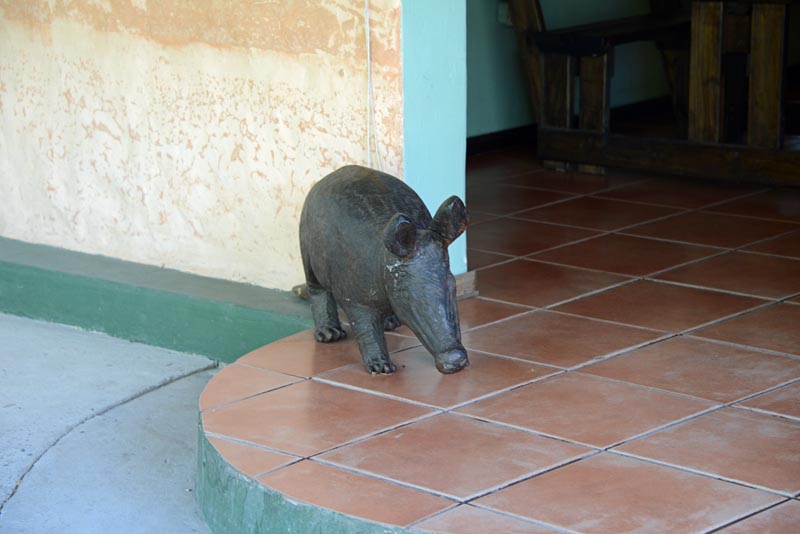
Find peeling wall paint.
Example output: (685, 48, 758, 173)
(0, 0, 403, 289)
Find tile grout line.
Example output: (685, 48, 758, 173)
(405, 502, 577, 534)
(608, 449, 795, 499)
(469, 501, 582, 534)
(683, 333, 800, 361)
(204, 431, 304, 459)
(459, 307, 538, 333)
(602, 404, 726, 451)
(305, 409, 444, 461)
(520, 255, 640, 278)
(734, 403, 800, 424)
(677, 299, 781, 337)
(538, 278, 643, 311)
(644, 277, 784, 301)
(703, 499, 793, 534)
(440, 370, 567, 412)
(726, 376, 800, 410)
(521, 202, 699, 235)
(250, 458, 306, 481)
(449, 410, 602, 452)
(400, 502, 461, 530)
(200, 376, 306, 414)
(589, 186, 769, 213)
(311, 376, 446, 411)
(311, 456, 465, 503)
(462, 451, 603, 505)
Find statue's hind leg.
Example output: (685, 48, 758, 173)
(308, 286, 347, 342)
(302, 253, 346, 343)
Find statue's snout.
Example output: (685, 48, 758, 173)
(434, 346, 469, 374)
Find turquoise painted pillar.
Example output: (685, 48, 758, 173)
(401, 0, 468, 275)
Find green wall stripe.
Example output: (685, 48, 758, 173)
(0, 257, 312, 363)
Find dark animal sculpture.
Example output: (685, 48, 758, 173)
(299, 165, 469, 374)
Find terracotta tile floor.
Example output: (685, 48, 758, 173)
(201, 148, 800, 533)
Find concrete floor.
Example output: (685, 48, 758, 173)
(0, 313, 217, 534)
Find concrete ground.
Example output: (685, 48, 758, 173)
(0, 313, 217, 534)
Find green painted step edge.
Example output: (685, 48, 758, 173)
(0, 259, 313, 363)
(196, 424, 426, 534)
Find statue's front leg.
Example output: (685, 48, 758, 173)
(344, 305, 397, 375)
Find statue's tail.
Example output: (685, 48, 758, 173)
(291, 283, 310, 300)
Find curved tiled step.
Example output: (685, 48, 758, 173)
(196, 300, 800, 533)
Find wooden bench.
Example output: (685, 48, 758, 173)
(509, 0, 800, 185)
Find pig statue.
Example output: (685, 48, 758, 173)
(299, 165, 469, 375)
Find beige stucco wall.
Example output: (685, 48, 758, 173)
(0, 0, 403, 290)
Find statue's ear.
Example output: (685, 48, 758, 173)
(383, 213, 417, 257)
(430, 196, 469, 245)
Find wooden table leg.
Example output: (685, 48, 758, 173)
(747, 3, 787, 148)
(688, 0, 723, 143)
(578, 53, 611, 174)
(541, 53, 575, 129)
(540, 53, 575, 170)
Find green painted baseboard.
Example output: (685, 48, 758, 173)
(0, 237, 312, 362)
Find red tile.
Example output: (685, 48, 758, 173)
(555, 280, 763, 332)
(476, 259, 629, 307)
(718, 500, 800, 533)
(475, 453, 781, 534)
(656, 252, 800, 299)
(625, 211, 797, 248)
(199, 363, 299, 411)
(318, 413, 590, 500)
(414, 505, 555, 534)
(744, 229, 800, 258)
(392, 298, 528, 336)
(598, 178, 761, 208)
(460, 373, 713, 448)
(318, 347, 555, 409)
(207, 437, 297, 478)
(237, 329, 418, 378)
(531, 234, 718, 276)
(694, 303, 800, 356)
(517, 196, 678, 231)
(461, 311, 663, 368)
(467, 249, 512, 270)
(583, 337, 800, 403)
(467, 151, 542, 183)
(458, 298, 530, 329)
(502, 169, 637, 194)
(202, 380, 433, 456)
(259, 460, 453, 527)
(467, 185, 572, 216)
(468, 211, 501, 225)
(738, 382, 800, 420)
(467, 218, 598, 256)
(709, 189, 800, 223)
(618, 408, 800, 494)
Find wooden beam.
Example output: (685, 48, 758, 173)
(747, 3, 786, 148)
(508, 0, 546, 125)
(688, 1, 723, 143)
(538, 128, 800, 186)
